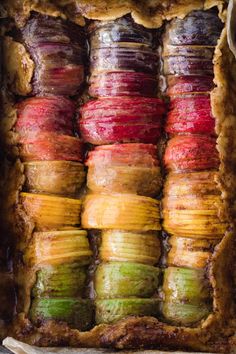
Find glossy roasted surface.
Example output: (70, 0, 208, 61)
(1, 0, 236, 352)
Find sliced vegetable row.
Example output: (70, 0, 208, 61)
(80, 16, 164, 324)
(162, 9, 225, 326)
(88, 16, 158, 98)
(14, 15, 93, 330)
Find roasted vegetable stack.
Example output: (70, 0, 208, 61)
(1, 0, 236, 351)
(88, 16, 158, 98)
(80, 16, 164, 324)
(162, 9, 225, 326)
(21, 13, 85, 96)
(13, 15, 93, 330)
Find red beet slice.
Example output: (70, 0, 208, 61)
(164, 135, 219, 172)
(166, 95, 215, 135)
(167, 76, 214, 96)
(79, 97, 165, 145)
(16, 96, 75, 141)
(89, 72, 157, 98)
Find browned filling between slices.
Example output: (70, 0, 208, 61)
(0, 0, 235, 352)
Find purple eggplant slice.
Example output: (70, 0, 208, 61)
(21, 13, 86, 96)
(89, 16, 156, 49)
(90, 46, 158, 75)
(163, 10, 223, 46)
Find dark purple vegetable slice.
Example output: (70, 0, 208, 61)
(89, 16, 156, 48)
(21, 13, 86, 96)
(167, 76, 214, 95)
(90, 46, 158, 75)
(163, 10, 223, 46)
(164, 56, 213, 76)
(163, 45, 215, 58)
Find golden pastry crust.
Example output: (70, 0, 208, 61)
(1, 0, 227, 28)
(1, 0, 85, 26)
(3, 37, 34, 96)
(1, 0, 236, 352)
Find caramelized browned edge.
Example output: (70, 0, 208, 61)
(0, 0, 236, 351)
